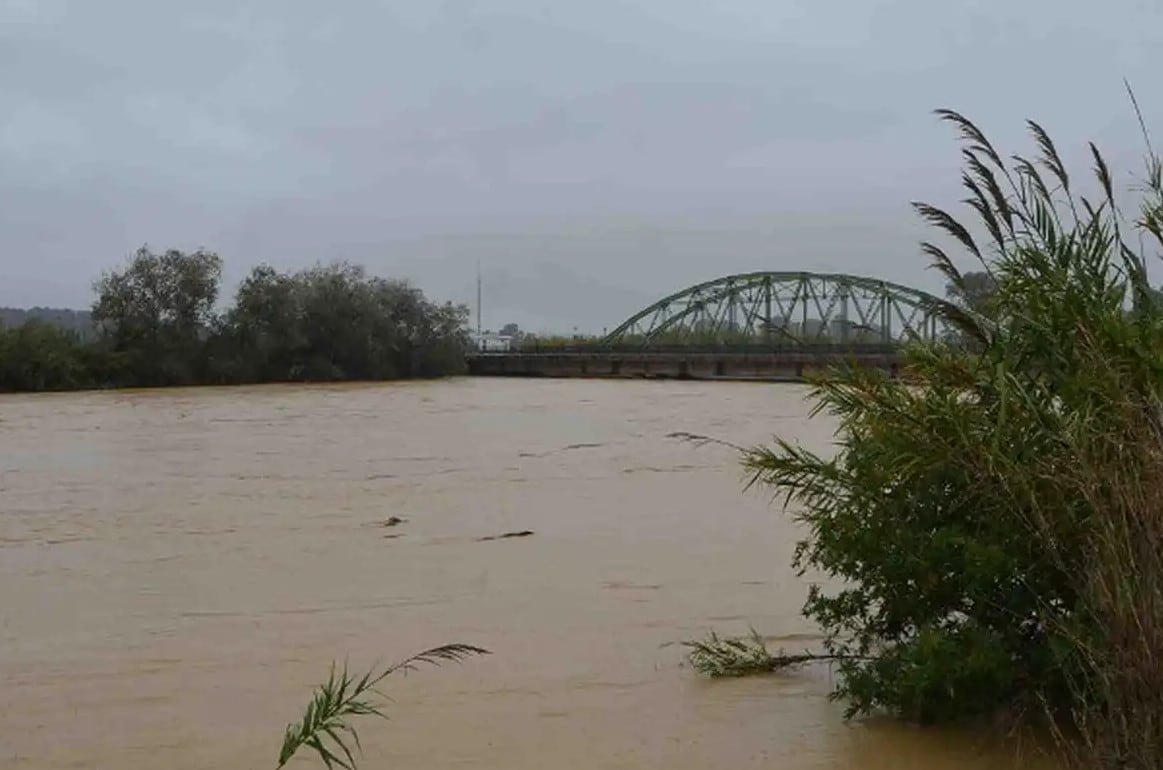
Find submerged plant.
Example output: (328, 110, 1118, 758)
(685, 629, 777, 677)
(277, 644, 490, 769)
(685, 628, 865, 678)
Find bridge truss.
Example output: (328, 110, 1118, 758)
(602, 272, 950, 349)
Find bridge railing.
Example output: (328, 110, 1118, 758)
(471, 341, 904, 356)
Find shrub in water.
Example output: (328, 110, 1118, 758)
(745, 103, 1163, 769)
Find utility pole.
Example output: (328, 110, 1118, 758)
(476, 260, 483, 339)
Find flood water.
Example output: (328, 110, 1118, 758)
(0, 379, 1055, 769)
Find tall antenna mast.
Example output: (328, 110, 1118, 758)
(476, 260, 482, 338)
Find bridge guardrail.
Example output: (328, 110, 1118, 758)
(470, 342, 904, 356)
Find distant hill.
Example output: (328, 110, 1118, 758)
(0, 307, 95, 339)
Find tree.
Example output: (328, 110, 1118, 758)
(214, 261, 470, 383)
(92, 246, 222, 385)
(213, 264, 306, 382)
(409, 300, 471, 377)
(944, 270, 997, 316)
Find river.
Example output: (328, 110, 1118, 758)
(0, 379, 1055, 769)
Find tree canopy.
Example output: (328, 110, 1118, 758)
(0, 248, 469, 392)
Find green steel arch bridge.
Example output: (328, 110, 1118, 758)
(470, 271, 952, 381)
(599, 271, 948, 350)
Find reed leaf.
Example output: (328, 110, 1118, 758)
(277, 644, 490, 769)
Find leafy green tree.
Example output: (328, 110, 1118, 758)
(944, 270, 997, 316)
(91, 246, 223, 385)
(211, 264, 304, 382)
(215, 261, 469, 383)
(407, 299, 471, 377)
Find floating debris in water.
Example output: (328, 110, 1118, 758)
(477, 530, 535, 542)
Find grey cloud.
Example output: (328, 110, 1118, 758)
(1, 0, 1161, 331)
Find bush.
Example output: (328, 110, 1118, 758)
(745, 107, 1163, 768)
(0, 321, 93, 392)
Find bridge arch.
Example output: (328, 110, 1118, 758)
(602, 271, 949, 348)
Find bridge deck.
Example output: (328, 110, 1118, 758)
(467, 347, 904, 382)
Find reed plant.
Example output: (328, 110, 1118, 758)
(277, 644, 489, 769)
(720, 95, 1163, 769)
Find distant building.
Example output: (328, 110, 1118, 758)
(470, 332, 513, 352)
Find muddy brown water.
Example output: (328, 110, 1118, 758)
(0, 379, 1056, 769)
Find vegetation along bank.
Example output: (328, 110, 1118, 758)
(0, 250, 470, 392)
(693, 107, 1163, 770)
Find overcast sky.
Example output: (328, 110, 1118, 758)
(2, 0, 1161, 332)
